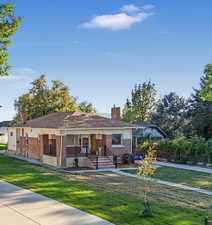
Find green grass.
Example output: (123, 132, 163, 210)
(0, 143, 7, 150)
(0, 155, 208, 225)
(122, 166, 212, 191)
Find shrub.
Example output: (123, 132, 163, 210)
(139, 136, 212, 164)
(122, 153, 133, 164)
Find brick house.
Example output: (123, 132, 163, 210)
(7, 107, 138, 169)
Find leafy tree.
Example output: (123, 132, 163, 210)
(78, 101, 96, 113)
(47, 80, 78, 114)
(137, 149, 157, 217)
(151, 92, 189, 136)
(122, 81, 156, 122)
(200, 63, 212, 101)
(187, 68, 212, 139)
(14, 75, 82, 123)
(0, 2, 21, 76)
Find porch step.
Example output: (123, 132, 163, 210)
(89, 156, 116, 169)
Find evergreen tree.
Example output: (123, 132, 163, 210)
(188, 65, 212, 139)
(122, 81, 156, 122)
(0, 2, 21, 76)
(151, 92, 188, 136)
(200, 63, 212, 101)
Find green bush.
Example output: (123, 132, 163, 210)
(122, 153, 133, 164)
(139, 137, 212, 164)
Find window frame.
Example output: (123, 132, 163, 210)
(112, 134, 123, 147)
(69, 135, 80, 146)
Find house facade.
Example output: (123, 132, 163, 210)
(7, 107, 137, 169)
(0, 121, 11, 144)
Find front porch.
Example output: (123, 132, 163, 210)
(40, 131, 132, 169)
(62, 134, 116, 169)
(63, 134, 111, 157)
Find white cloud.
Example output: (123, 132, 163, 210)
(0, 67, 37, 81)
(81, 12, 154, 31)
(0, 75, 27, 81)
(73, 40, 80, 44)
(15, 67, 37, 76)
(121, 4, 140, 13)
(142, 4, 155, 10)
(104, 51, 121, 57)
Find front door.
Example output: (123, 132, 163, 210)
(91, 134, 97, 155)
(81, 137, 90, 154)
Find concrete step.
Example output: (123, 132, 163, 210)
(98, 165, 116, 169)
(89, 156, 115, 169)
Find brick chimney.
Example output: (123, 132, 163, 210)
(111, 105, 121, 120)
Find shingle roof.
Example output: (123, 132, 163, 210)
(134, 122, 155, 127)
(134, 121, 167, 137)
(0, 121, 11, 127)
(16, 111, 138, 129)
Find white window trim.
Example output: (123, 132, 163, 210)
(112, 134, 123, 147)
(112, 144, 124, 148)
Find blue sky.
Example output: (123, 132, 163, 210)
(0, 0, 212, 120)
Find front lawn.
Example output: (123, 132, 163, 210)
(0, 155, 210, 225)
(122, 166, 212, 191)
(0, 143, 7, 150)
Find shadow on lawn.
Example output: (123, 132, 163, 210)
(0, 155, 207, 225)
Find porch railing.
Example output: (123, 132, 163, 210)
(103, 145, 118, 168)
(44, 144, 56, 156)
(66, 146, 89, 158)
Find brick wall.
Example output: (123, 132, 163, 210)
(28, 137, 40, 159)
(19, 136, 27, 156)
(56, 136, 61, 167)
(105, 135, 132, 157)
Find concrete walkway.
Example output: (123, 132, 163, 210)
(115, 170, 212, 196)
(0, 180, 114, 225)
(68, 167, 212, 196)
(155, 161, 212, 174)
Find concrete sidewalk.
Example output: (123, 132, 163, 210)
(155, 161, 212, 174)
(115, 170, 212, 196)
(0, 180, 114, 225)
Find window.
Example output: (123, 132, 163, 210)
(49, 134, 56, 139)
(10, 132, 13, 137)
(68, 135, 80, 145)
(25, 133, 29, 145)
(112, 134, 122, 146)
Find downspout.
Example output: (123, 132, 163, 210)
(60, 135, 63, 168)
(131, 129, 133, 154)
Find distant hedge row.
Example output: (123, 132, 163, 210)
(138, 137, 212, 165)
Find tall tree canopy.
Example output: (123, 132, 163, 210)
(187, 65, 212, 139)
(151, 92, 188, 136)
(0, 2, 21, 76)
(200, 63, 212, 101)
(14, 75, 96, 123)
(122, 81, 156, 122)
(78, 101, 96, 114)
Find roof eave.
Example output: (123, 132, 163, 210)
(10, 126, 136, 130)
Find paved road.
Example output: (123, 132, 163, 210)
(0, 180, 114, 225)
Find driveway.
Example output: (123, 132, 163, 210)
(0, 180, 114, 225)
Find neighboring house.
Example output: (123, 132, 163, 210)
(0, 121, 11, 144)
(7, 107, 138, 169)
(133, 122, 167, 148)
